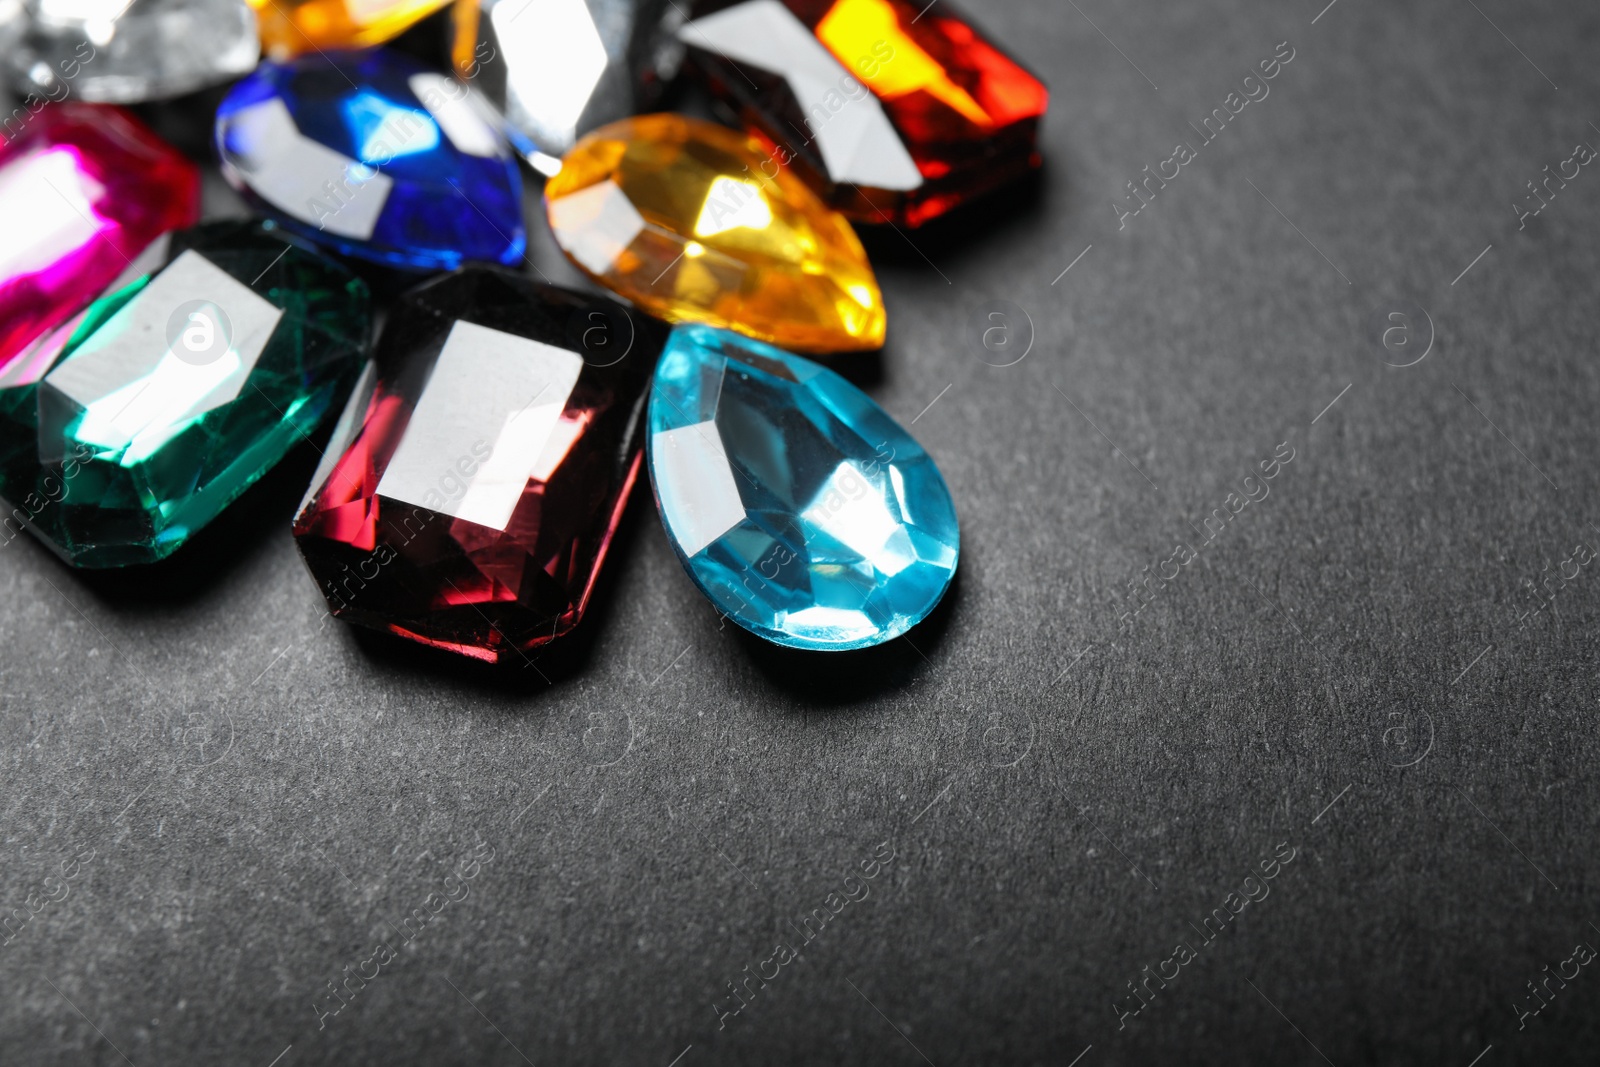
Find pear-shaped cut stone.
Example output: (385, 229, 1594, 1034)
(293, 268, 669, 663)
(8, 0, 260, 103)
(546, 113, 886, 354)
(648, 323, 957, 650)
(216, 49, 525, 271)
(0, 221, 371, 567)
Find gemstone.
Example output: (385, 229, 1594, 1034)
(216, 49, 526, 271)
(0, 220, 371, 567)
(7, 0, 260, 104)
(251, 0, 451, 57)
(546, 113, 885, 354)
(293, 268, 668, 663)
(680, 0, 1048, 226)
(448, 0, 682, 167)
(0, 103, 200, 373)
(648, 323, 958, 650)
(0, 0, 21, 59)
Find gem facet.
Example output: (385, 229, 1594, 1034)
(8, 0, 260, 104)
(0, 221, 371, 567)
(293, 268, 668, 663)
(449, 0, 680, 165)
(546, 113, 885, 354)
(0, 104, 200, 373)
(680, 0, 1048, 226)
(648, 323, 958, 650)
(216, 49, 526, 271)
(250, 0, 451, 57)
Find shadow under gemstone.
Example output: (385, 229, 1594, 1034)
(854, 165, 1049, 265)
(727, 566, 963, 709)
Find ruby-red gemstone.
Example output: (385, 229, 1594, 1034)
(680, 0, 1048, 226)
(0, 104, 200, 369)
(293, 268, 667, 663)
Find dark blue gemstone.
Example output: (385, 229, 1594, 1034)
(215, 49, 526, 271)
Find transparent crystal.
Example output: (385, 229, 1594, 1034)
(450, 0, 682, 165)
(8, 0, 259, 104)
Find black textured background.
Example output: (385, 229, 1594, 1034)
(4, 0, 1600, 1064)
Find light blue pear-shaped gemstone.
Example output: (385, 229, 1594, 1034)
(647, 324, 959, 651)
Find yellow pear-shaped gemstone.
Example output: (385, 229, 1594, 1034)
(545, 114, 887, 354)
(250, 0, 452, 57)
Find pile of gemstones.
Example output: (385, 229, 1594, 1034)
(0, 0, 1047, 656)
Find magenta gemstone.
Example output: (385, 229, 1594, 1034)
(0, 104, 201, 369)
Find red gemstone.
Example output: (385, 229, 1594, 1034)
(681, 0, 1048, 226)
(292, 269, 667, 664)
(0, 104, 201, 370)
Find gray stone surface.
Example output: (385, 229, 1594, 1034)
(3, 0, 1599, 1063)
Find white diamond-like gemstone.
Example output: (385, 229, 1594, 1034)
(9, 0, 259, 103)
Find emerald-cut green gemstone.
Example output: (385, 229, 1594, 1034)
(0, 221, 371, 567)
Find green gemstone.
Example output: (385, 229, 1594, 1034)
(0, 221, 371, 567)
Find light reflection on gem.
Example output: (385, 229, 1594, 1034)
(694, 176, 773, 237)
(0, 148, 105, 280)
(494, 0, 608, 143)
(816, 0, 991, 125)
(343, 89, 441, 161)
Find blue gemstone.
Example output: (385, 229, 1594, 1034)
(648, 324, 959, 651)
(215, 49, 526, 271)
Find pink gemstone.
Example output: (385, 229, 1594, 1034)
(0, 104, 201, 370)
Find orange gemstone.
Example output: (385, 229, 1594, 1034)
(680, 0, 1048, 226)
(250, 0, 452, 57)
(545, 114, 886, 354)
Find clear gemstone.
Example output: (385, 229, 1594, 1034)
(449, 0, 681, 165)
(8, 0, 260, 104)
(648, 323, 959, 650)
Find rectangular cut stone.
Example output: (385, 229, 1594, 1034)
(0, 220, 371, 567)
(292, 269, 671, 661)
